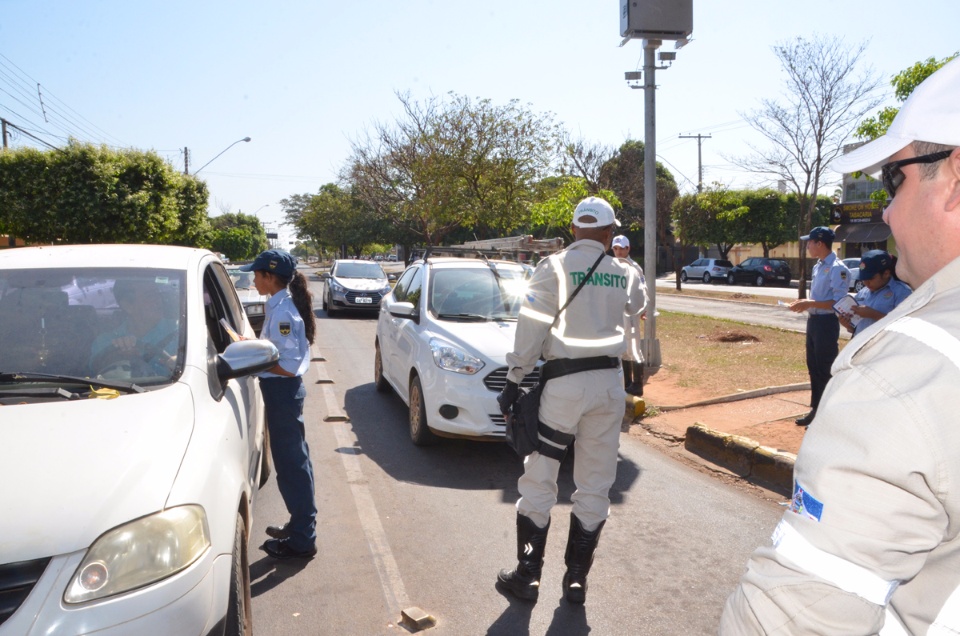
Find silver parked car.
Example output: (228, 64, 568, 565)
(321, 259, 392, 316)
(680, 258, 733, 284)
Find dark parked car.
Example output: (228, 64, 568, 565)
(726, 257, 792, 287)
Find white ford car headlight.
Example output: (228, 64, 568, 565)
(64, 505, 211, 604)
(429, 338, 484, 375)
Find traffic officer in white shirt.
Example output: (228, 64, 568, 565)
(787, 226, 849, 426)
(611, 234, 645, 396)
(495, 197, 646, 604)
(721, 56, 960, 635)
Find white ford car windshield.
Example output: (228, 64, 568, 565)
(429, 265, 528, 321)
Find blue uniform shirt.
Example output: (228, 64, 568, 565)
(852, 279, 912, 334)
(259, 288, 310, 378)
(809, 252, 850, 315)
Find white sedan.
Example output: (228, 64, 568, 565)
(0, 244, 278, 636)
(374, 257, 539, 445)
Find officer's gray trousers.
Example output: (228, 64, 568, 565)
(516, 368, 625, 532)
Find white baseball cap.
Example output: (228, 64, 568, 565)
(612, 235, 630, 248)
(832, 56, 960, 177)
(572, 197, 620, 228)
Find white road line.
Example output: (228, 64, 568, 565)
(330, 420, 411, 617)
(311, 343, 409, 617)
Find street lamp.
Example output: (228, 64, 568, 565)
(252, 204, 270, 218)
(190, 137, 251, 175)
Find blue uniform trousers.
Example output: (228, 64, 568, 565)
(805, 314, 839, 413)
(259, 376, 317, 550)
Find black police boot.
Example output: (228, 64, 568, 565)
(496, 513, 550, 602)
(622, 360, 633, 390)
(562, 513, 606, 604)
(625, 362, 644, 396)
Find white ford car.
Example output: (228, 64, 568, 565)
(0, 245, 278, 636)
(374, 257, 539, 445)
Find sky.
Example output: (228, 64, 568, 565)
(1, 0, 957, 246)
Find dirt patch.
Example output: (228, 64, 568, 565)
(705, 330, 760, 343)
(630, 366, 809, 456)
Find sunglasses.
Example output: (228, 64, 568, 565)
(880, 150, 952, 199)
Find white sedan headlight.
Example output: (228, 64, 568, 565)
(244, 303, 265, 316)
(429, 338, 484, 375)
(64, 505, 210, 604)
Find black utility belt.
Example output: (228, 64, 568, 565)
(540, 356, 620, 383)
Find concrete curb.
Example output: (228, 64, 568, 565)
(658, 382, 810, 411)
(684, 424, 795, 496)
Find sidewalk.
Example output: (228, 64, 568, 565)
(625, 374, 809, 497)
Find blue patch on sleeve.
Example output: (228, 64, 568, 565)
(789, 482, 824, 522)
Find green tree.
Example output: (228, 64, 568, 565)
(209, 212, 267, 260)
(856, 53, 959, 140)
(565, 139, 679, 256)
(291, 184, 382, 258)
(529, 176, 620, 244)
(347, 92, 563, 246)
(0, 142, 210, 246)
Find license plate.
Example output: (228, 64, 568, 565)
(355, 297, 373, 304)
(776, 275, 785, 279)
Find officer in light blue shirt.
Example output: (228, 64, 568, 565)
(240, 249, 318, 560)
(788, 226, 850, 426)
(841, 250, 912, 337)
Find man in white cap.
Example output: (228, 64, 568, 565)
(721, 57, 960, 634)
(611, 234, 645, 395)
(495, 197, 646, 604)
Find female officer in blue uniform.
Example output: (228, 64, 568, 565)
(240, 249, 318, 559)
(839, 250, 912, 337)
(788, 226, 850, 427)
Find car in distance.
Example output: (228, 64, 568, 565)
(374, 257, 539, 445)
(0, 244, 278, 636)
(842, 257, 866, 292)
(227, 266, 269, 335)
(726, 257, 793, 287)
(680, 258, 733, 284)
(321, 259, 392, 316)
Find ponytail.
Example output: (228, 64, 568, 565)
(286, 271, 317, 344)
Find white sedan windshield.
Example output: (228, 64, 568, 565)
(0, 268, 185, 384)
(429, 266, 528, 320)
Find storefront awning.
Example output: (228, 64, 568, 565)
(834, 222, 891, 243)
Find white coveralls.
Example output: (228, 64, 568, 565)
(506, 239, 646, 531)
(720, 255, 960, 634)
(617, 256, 646, 364)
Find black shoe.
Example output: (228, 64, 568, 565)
(795, 412, 815, 427)
(265, 523, 290, 540)
(260, 538, 317, 560)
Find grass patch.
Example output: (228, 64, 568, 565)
(656, 310, 826, 396)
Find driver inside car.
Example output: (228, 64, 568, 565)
(89, 278, 179, 380)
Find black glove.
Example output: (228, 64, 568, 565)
(497, 380, 520, 415)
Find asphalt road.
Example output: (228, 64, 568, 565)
(249, 270, 784, 635)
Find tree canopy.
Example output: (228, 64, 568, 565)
(0, 142, 211, 246)
(856, 53, 959, 141)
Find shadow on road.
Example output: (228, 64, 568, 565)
(341, 384, 641, 505)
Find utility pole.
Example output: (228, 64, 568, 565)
(183, 147, 190, 175)
(679, 133, 711, 192)
(1, 118, 8, 149)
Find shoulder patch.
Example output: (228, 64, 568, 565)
(279, 322, 291, 336)
(839, 269, 848, 281)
